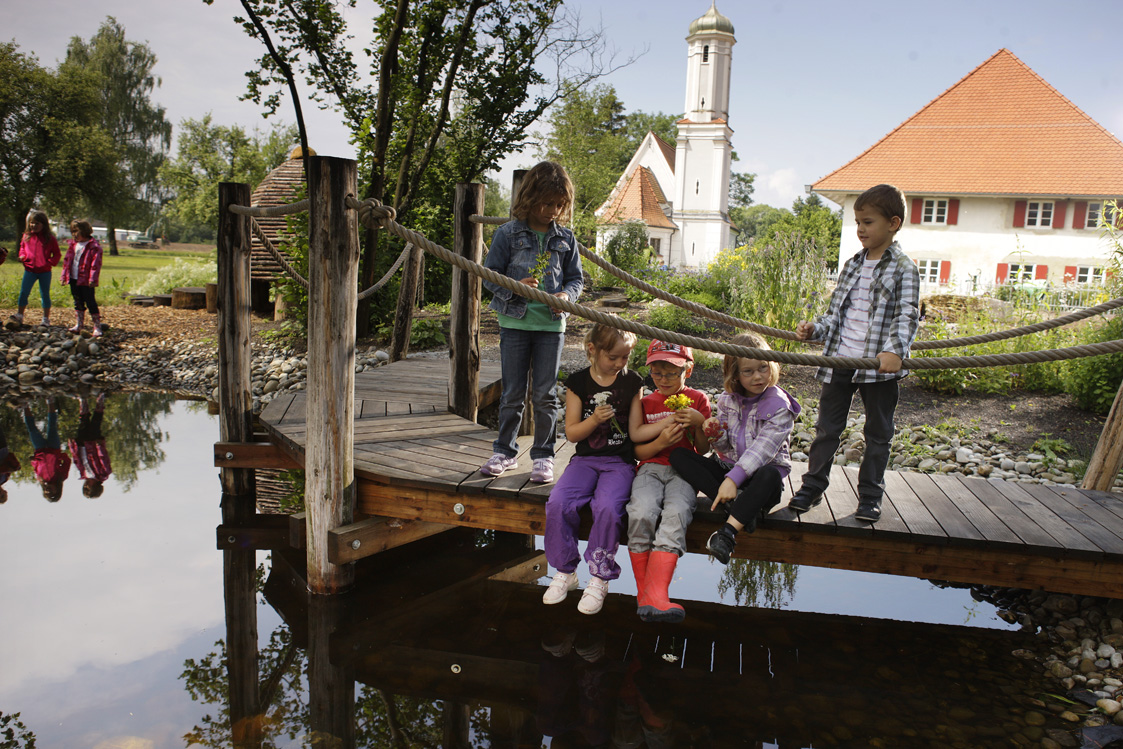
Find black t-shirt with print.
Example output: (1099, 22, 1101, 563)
(565, 366, 643, 460)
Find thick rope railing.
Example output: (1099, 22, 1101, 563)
(248, 216, 309, 290)
(357, 242, 413, 302)
(364, 199, 1123, 369)
(228, 200, 310, 218)
(470, 213, 1123, 351)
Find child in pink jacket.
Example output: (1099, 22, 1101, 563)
(14, 209, 61, 326)
(69, 391, 111, 498)
(24, 397, 70, 501)
(60, 220, 105, 336)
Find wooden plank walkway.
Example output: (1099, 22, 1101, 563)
(257, 358, 1123, 599)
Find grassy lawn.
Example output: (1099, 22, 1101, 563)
(0, 247, 215, 307)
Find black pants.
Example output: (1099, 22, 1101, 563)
(70, 281, 99, 315)
(800, 371, 899, 501)
(669, 448, 783, 528)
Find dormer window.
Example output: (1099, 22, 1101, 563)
(703, 45, 709, 63)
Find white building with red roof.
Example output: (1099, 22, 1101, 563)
(596, 3, 736, 268)
(813, 48, 1123, 292)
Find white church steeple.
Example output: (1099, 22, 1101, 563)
(671, 2, 736, 267)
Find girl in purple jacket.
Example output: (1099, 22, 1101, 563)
(61, 220, 105, 336)
(669, 333, 801, 564)
(13, 209, 61, 326)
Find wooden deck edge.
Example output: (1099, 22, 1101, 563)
(357, 481, 1123, 599)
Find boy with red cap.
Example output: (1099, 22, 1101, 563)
(626, 340, 711, 623)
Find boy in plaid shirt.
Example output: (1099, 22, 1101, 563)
(790, 184, 920, 522)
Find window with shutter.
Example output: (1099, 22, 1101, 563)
(1026, 202, 1053, 227)
(946, 199, 959, 225)
(1072, 202, 1088, 229)
(910, 198, 923, 224)
(922, 199, 948, 224)
(1013, 201, 1026, 228)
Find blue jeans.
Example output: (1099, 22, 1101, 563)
(24, 408, 59, 450)
(19, 270, 53, 310)
(494, 327, 564, 460)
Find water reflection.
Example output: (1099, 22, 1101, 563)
(0, 395, 1064, 748)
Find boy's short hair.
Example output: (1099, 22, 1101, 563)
(723, 333, 780, 395)
(70, 219, 93, 238)
(854, 184, 907, 225)
(511, 161, 575, 225)
(646, 340, 692, 367)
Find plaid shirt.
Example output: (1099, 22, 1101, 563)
(811, 241, 920, 384)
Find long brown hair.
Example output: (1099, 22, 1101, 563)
(511, 161, 574, 225)
(24, 209, 55, 240)
(723, 333, 780, 395)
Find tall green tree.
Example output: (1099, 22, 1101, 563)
(62, 17, 172, 255)
(0, 43, 111, 236)
(160, 115, 298, 233)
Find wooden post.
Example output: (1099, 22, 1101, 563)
(510, 170, 535, 437)
(450, 183, 484, 420)
(1084, 378, 1123, 492)
(305, 156, 359, 594)
(307, 594, 355, 746)
(389, 242, 423, 362)
(217, 183, 256, 508)
(224, 546, 261, 746)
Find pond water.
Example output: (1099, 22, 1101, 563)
(0, 394, 1065, 748)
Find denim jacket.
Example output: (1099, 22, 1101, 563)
(483, 219, 583, 320)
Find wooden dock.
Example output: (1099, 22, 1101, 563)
(250, 358, 1123, 599)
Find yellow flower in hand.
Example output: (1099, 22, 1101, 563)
(663, 393, 692, 411)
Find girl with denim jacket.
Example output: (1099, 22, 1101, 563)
(478, 162, 583, 484)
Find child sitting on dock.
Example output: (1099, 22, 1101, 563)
(479, 160, 583, 485)
(670, 333, 800, 564)
(69, 390, 111, 498)
(627, 340, 711, 623)
(24, 397, 71, 501)
(542, 323, 643, 615)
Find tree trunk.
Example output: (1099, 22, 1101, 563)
(107, 220, 119, 256)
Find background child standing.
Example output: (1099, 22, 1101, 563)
(14, 209, 61, 326)
(479, 161, 583, 484)
(627, 340, 710, 623)
(61, 220, 105, 336)
(790, 183, 920, 522)
(542, 323, 643, 615)
(670, 333, 800, 564)
(69, 390, 112, 498)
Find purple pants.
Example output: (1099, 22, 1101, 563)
(544, 455, 635, 580)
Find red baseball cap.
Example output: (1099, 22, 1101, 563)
(646, 340, 693, 367)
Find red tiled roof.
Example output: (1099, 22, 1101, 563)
(813, 49, 1123, 197)
(653, 132, 676, 171)
(599, 167, 677, 229)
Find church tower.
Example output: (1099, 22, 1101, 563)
(671, 2, 735, 267)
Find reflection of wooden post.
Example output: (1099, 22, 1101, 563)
(308, 594, 355, 747)
(224, 546, 261, 748)
(443, 703, 471, 749)
(1084, 378, 1123, 491)
(390, 242, 423, 362)
(511, 170, 535, 438)
(305, 156, 359, 594)
(450, 183, 483, 420)
(217, 182, 256, 507)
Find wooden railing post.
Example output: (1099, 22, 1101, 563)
(305, 156, 359, 594)
(217, 182, 256, 511)
(1084, 377, 1123, 492)
(450, 183, 484, 420)
(390, 243, 423, 362)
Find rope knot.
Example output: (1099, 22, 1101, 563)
(359, 198, 397, 228)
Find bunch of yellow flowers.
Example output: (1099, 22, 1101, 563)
(663, 393, 692, 411)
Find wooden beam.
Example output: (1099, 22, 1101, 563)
(449, 183, 484, 421)
(1084, 376, 1123, 492)
(214, 441, 300, 470)
(217, 514, 292, 550)
(328, 516, 458, 564)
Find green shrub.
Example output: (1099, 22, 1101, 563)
(132, 258, 216, 296)
(646, 302, 707, 336)
(376, 317, 447, 349)
(1064, 316, 1123, 413)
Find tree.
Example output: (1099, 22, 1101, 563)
(160, 115, 298, 233)
(0, 43, 112, 236)
(733, 204, 786, 244)
(62, 17, 172, 255)
(752, 194, 842, 270)
(622, 110, 678, 151)
(221, 0, 628, 335)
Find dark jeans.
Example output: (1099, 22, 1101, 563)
(669, 448, 783, 528)
(800, 371, 899, 501)
(69, 281, 99, 315)
(494, 326, 564, 460)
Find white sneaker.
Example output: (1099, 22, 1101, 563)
(577, 577, 610, 615)
(542, 571, 578, 605)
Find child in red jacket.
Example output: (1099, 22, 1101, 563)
(69, 391, 111, 498)
(61, 220, 106, 336)
(24, 397, 70, 501)
(13, 209, 61, 326)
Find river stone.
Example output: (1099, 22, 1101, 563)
(1015, 461, 1033, 474)
(955, 447, 973, 463)
(1024, 711, 1046, 726)
(918, 458, 938, 471)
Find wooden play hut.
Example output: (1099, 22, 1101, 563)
(245, 147, 310, 315)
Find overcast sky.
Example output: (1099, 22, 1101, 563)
(2, 0, 1120, 210)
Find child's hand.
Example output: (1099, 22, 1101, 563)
(711, 477, 738, 511)
(519, 277, 539, 288)
(591, 404, 615, 424)
(877, 351, 903, 373)
(796, 321, 815, 340)
(553, 291, 569, 301)
(673, 407, 704, 428)
(656, 422, 684, 449)
(703, 417, 724, 440)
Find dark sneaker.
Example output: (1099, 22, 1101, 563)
(705, 529, 736, 565)
(788, 491, 823, 514)
(856, 498, 882, 522)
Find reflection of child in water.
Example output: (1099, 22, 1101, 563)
(24, 397, 70, 501)
(537, 627, 617, 747)
(0, 418, 21, 504)
(69, 391, 111, 498)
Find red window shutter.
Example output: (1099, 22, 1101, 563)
(910, 198, 923, 224)
(939, 260, 951, 283)
(1052, 201, 1067, 229)
(996, 263, 1009, 283)
(1064, 265, 1078, 283)
(1034, 264, 1048, 280)
(946, 199, 959, 225)
(1013, 200, 1027, 228)
(1072, 201, 1087, 229)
